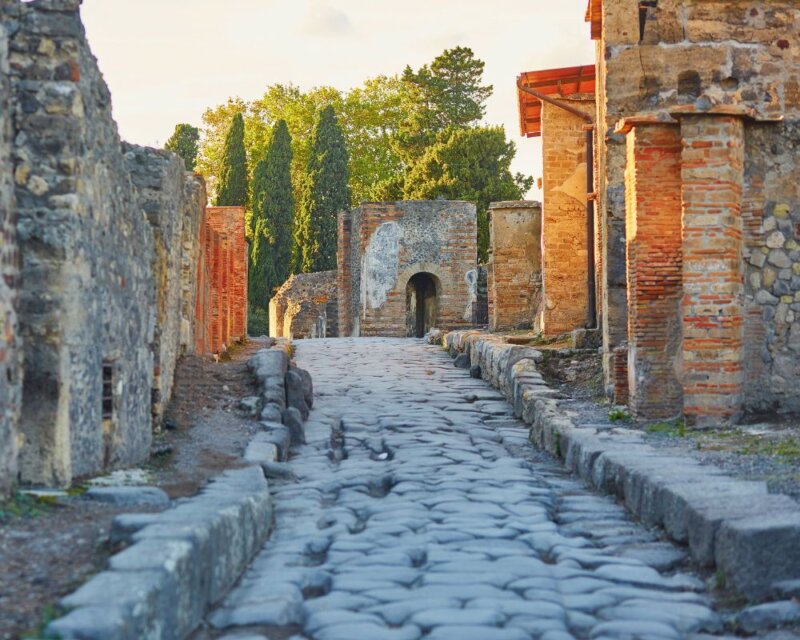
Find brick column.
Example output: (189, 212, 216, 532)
(487, 201, 542, 331)
(209, 227, 222, 354)
(679, 115, 745, 424)
(220, 233, 231, 350)
(540, 99, 594, 335)
(337, 211, 352, 337)
(622, 120, 683, 419)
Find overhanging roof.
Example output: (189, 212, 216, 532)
(517, 65, 596, 138)
(585, 0, 602, 40)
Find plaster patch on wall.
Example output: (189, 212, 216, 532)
(464, 268, 478, 320)
(361, 221, 401, 311)
(553, 162, 587, 204)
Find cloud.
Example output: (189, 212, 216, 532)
(302, 4, 354, 37)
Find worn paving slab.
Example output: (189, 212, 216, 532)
(199, 338, 732, 639)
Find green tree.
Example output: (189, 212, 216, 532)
(294, 106, 351, 273)
(214, 112, 248, 207)
(397, 46, 493, 163)
(164, 123, 200, 171)
(403, 127, 533, 263)
(249, 120, 295, 315)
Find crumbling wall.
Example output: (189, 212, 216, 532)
(269, 270, 337, 340)
(124, 145, 186, 428)
(0, 19, 20, 497)
(487, 201, 542, 332)
(338, 201, 478, 337)
(181, 174, 207, 354)
(6, 0, 155, 485)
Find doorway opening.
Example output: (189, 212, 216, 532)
(406, 272, 439, 338)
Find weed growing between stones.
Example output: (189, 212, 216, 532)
(608, 407, 631, 422)
(0, 491, 57, 523)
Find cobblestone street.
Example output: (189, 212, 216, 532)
(201, 338, 725, 640)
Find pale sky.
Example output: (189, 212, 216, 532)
(81, 0, 594, 199)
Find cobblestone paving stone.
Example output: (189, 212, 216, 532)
(204, 338, 734, 640)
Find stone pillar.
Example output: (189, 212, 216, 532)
(679, 115, 745, 424)
(540, 99, 594, 335)
(487, 201, 542, 331)
(336, 210, 353, 337)
(622, 120, 684, 419)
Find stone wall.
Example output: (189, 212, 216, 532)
(0, 18, 20, 497)
(124, 145, 187, 428)
(338, 201, 478, 337)
(487, 201, 542, 332)
(592, 0, 800, 422)
(541, 98, 595, 335)
(181, 174, 207, 354)
(6, 0, 156, 485)
(0, 0, 222, 490)
(269, 270, 337, 340)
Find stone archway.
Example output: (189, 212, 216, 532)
(406, 272, 440, 337)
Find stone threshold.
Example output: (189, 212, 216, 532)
(443, 330, 800, 603)
(47, 342, 311, 640)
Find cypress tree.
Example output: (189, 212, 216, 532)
(249, 120, 294, 312)
(164, 123, 200, 171)
(215, 112, 248, 207)
(294, 106, 351, 273)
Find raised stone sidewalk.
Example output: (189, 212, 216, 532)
(443, 330, 800, 602)
(47, 343, 312, 640)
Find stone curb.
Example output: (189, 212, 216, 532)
(444, 330, 800, 602)
(48, 466, 273, 640)
(46, 342, 311, 640)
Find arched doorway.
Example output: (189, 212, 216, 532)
(406, 272, 439, 337)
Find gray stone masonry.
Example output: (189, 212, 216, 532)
(0, 17, 20, 498)
(124, 143, 192, 429)
(5, 0, 155, 486)
(445, 330, 800, 602)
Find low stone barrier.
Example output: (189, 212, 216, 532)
(444, 330, 800, 602)
(49, 342, 316, 639)
(48, 466, 271, 640)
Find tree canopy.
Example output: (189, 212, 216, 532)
(164, 123, 199, 171)
(215, 112, 248, 207)
(249, 120, 294, 313)
(195, 46, 531, 265)
(404, 127, 533, 263)
(294, 106, 351, 273)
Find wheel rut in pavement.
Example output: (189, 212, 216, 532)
(195, 338, 729, 640)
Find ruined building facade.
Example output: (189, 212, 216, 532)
(269, 271, 338, 340)
(0, 0, 246, 495)
(338, 201, 479, 338)
(589, 0, 800, 424)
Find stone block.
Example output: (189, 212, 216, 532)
(286, 368, 310, 419)
(715, 509, 800, 600)
(85, 486, 170, 508)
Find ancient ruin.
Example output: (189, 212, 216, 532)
(486, 200, 541, 332)
(337, 200, 479, 337)
(0, 0, 246, 493)
(269, 270, 337, 340)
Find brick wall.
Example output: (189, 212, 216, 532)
(338, 201, 478, 338)
(487, 201, 542, 331)
(541, 99, 595, 335)
(623, 121, 683, 420)
(680, 115, 745, 425)
(205, 207, 248, 353)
